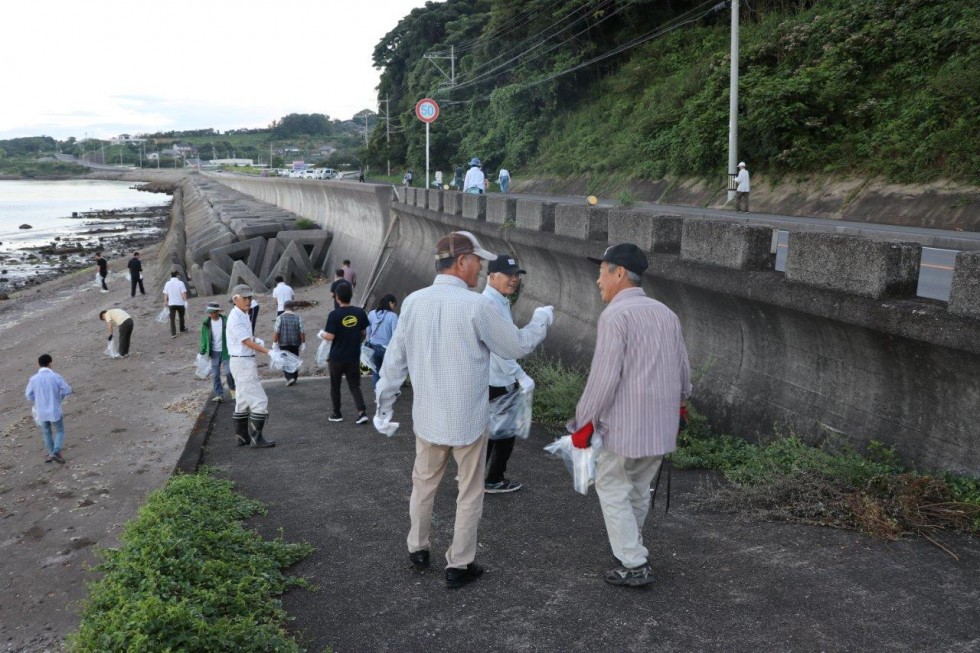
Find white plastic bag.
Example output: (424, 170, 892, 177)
(155, 307, 169, 323)
(94, 272, 102, 288)
(360, 344, 377, 373)
(544, 434, 602, 495)
(489, 388, 533, 440)
(268, 350, 303, 373)
(315, 331, 331, 368)
(194, 353, 212, 379)
(104, 339, 121, 359)
(125, 272, 131, 282)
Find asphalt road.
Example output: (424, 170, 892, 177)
(203, 379, 980, 653)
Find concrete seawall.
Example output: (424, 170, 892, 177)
(209, 175, 980, 474)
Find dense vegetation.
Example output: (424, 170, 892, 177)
(367, 0, 980, 185)
(68, 472, 311, 652)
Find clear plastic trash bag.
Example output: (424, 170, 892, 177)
(268, 349, 302, 373)
(544, 434, 602, 495)
(315, 331, 331, 368)
(155, 307, 169, 323)
(104, 340, 121, 359)
(360, 344, 377, 373)
(489, 388, 532, 440)
(194, 353, 212, 379)
(94, 272, 102, 287)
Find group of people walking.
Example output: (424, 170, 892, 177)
(29, 224, 692, 592)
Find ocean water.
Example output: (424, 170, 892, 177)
(0, 179, 168, 252)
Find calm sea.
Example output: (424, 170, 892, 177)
(0, 179, 169, 252)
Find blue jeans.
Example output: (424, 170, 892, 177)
(499, 177, 509, 193)
(369, 344, 386, 388)
(40, 418, 65, 456)
(210, 351, 236, 396)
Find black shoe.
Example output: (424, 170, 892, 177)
(179, 328, 189, 333)
(355, 412, 369, 425)
(484, 479, 522, 494)
(409, 550, 430, 571)
(328, 414, 343, 422)
(446, 562, 484, 589)
(604, 564, 655, 587)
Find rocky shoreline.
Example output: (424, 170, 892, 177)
(0, 190, 173, 297)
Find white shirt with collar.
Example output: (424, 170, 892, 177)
(272, 282, 294, 311)
(226, 306, 254, 357)
(163, 277, 188, 306)
(376, 274, 549, 447)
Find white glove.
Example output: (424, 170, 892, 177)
(533, 305, 555, 327)
(253, 338, 265, 347)
(318, 330, 329, 341)
(300, 343, 307, 354)
(373, 414, 400, 437)
(517, 372, 535, 393)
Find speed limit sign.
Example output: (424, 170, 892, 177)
(415, 98, 440, 123)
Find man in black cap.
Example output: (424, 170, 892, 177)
(567, 243, 691, 587)
(482, 254, 537, 494)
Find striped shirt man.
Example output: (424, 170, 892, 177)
(568, 286, 691, 458)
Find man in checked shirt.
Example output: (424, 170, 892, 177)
(374, 230, 554, 589)
(569, 243, 691, 587)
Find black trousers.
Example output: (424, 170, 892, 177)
(169, 305, 186, 336)
(130, 275, 145, 296)
(328, 360, 366, 415)
(249, 306, 260, 333)
(99, 272, 108, 290)
(280, 344, 300, 381)
(117, 318, 134, 356)
(486, 384, 516, 483)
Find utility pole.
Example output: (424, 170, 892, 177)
(382, 95, 391, 176)
(727, 0, 740, 203)
(424, 45, 456, 88)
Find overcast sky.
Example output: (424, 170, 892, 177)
(0, 0, 428, 140)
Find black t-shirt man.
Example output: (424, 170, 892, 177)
(96, 255, 108, 276)
(128, 255, 142, 276)
(325, 306, 368, 363)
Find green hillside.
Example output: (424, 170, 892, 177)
(368, 0, 980, 186)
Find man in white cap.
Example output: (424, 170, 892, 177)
(374, 230, 554, 589)
(482, 254, 535, 494)
(735, 161, 751, 212)
(227, 284, 275, 448)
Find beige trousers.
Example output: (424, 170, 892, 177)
(594, 450, 664, 569)
(407, 430, 488, 569)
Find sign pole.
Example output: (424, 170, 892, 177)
(415, 98, 440, 191)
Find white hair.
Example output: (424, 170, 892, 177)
(606, 263, 642, 285)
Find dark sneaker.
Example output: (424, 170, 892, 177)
(328, 414, 343, 422)
(285, 378, 296, 387)
(44, 456, 53, 463)
(179, 328, 189, 333)
(446, 562, 484, 589)
(355, 413, 369, 425)
(484, 479, 522, 494)
(409, 550, 430, 571)
(604, 564, 654, 587)
(52, 453, 66, 465)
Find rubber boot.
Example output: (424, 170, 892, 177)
(232, 412, 250, 446)
(248, 413, 275, 448)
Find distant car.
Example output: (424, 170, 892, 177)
(302, 169, 318, 180)
(288, 170, 305, 179)
(320, 168, 337, 180)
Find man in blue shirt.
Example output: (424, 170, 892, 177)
(25, 354, 73, 464)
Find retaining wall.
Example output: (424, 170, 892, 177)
(207, 178, 980, 474)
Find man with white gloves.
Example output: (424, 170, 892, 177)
(483, 254, 537, 494)
(227, 284, 276, 449)
(374, 231, 553, 589)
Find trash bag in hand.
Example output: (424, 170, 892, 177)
(315, 331, 331, 368)
(194, 353, 212, 379)
(544, 434, 602, 495)
(489, 388, 533, 440)
(94, 272, 102, 288)
(360, 344, 377, 373)
(268, 349, 303, 373)
(104, 340, 121, 359)
(155, 307, 168, 323)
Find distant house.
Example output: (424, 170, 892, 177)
(209, 158, 254, 167)
(318, 145, 337, 157)
(111, 135, 147, 145)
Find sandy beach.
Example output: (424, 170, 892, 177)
(0, 226, 334, 651)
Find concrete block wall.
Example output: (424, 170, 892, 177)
(555, 205, 609, 241)
(785, 233, 921, 299)
(462, 194, 486, 221)
(608, 210, 681, 253)
(949, 251, 980, 319)
(487, 196, 517, 225)
(516, 199, 556, 232)
(681, 219, 775, 270)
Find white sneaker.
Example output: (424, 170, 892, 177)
(285, 378, 296, 386)
(100, 289, 109, 293)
